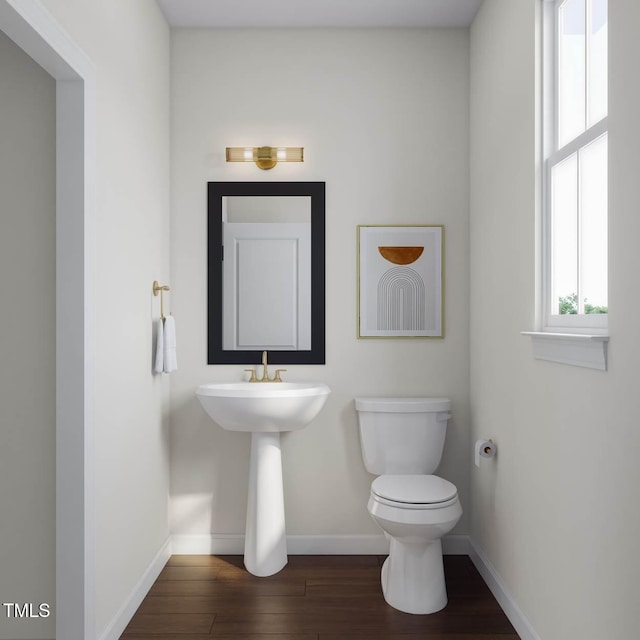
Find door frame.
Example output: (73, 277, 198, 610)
(0, 1, 96, 638)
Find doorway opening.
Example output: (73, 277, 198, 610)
(0, 1, 95, 638)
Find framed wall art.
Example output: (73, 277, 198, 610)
(357, 225, 444, 338)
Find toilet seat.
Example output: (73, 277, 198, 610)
(371, 475, 458, 510)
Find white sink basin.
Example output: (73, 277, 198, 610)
(196, 382, 331, 432)
(195, 380, 331, 577)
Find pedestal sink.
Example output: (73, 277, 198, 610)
(196, 382, 331, 576)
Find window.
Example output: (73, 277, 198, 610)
(542, 0, 608, 334)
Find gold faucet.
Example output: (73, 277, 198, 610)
(245, 351, 286, 383)
(261, 350, 269, 381)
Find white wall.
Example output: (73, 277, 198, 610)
(170, 29, 470, 544)
(470, 1, 640, 639)
(0, 28, 55, 640)
(23, 0, 172, 636)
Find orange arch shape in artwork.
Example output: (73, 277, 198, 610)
(378, 246, 424, 265)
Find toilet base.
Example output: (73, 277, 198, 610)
(380, 538, 448, 614)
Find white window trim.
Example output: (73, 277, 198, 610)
(525, 0, 609, 369)
(521, 331, 608, 370)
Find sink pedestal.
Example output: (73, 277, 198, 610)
(244, 432, 287, 576)
(196, 381, 331, 577)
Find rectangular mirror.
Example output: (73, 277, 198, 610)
(208, 182, 326, 364)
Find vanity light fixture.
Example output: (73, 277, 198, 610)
(225, 146, 304, 170)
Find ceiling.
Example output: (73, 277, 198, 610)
(156, 0, 483, 29)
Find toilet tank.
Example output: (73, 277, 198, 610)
(354, 397, 451, 475)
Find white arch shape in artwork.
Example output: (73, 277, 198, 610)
(377, 266, 426, 331)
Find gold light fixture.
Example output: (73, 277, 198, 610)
(226, 146, 304, 170)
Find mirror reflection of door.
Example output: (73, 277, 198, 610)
(222, 196, 311, 351)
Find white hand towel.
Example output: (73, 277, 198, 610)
(163, 315, 178, 373)
(154, 317, 164, 374)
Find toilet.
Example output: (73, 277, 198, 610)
(354, 397, 462, 615)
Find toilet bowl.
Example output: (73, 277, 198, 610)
(368, 474, 462, 614)
(354, 397, 462, 615)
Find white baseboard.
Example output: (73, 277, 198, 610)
(290, 534, 389, 555)
(97, 537, 171, 640)
(468, 537, 541, 640)
(171, 533, 388, 555)
(171, 533, 244, 554)
(170, 533, 470, 556)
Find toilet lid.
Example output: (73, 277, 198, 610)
(372, 475, 457, 505)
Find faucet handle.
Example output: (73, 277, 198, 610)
(244, 368, 258, 382)
(273, 369, 287, 382)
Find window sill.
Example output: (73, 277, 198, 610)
(521, 332, 609, 371)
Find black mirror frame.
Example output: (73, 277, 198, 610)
(207, 181, 326, 365)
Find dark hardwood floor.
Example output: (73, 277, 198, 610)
(120, 554, 520, 639)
